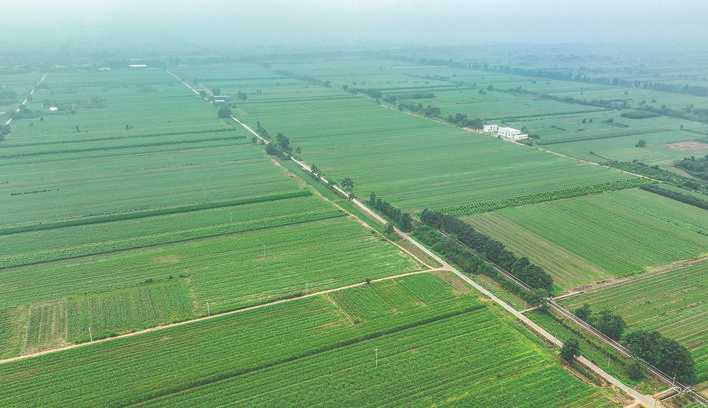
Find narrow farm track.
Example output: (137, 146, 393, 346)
(168, 71, 658, 407)
(0, 268, 437, 366)
(3, 73, 47, 127)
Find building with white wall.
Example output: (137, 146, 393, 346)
(483, 123, 528, 142)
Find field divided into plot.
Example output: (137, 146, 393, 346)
(320, 58, 708, 170)
(494, 189, 708, 281)
(0, 273, 616, 408)
(178, 62, 639, 213)
(0, 215, 419, 355)
(562, 262, 708, 384)
(0, 71, 42, 124)
(0, 67, 426, 360)
(465, 212, 612, 291)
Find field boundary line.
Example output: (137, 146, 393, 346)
(0, 212, 346, 271)
(166, 70, 655, 406)
(0, 268, 436, 366)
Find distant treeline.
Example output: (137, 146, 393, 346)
(640, 184, 708, 210)
(606, 160, 707, 194)
(392, 55, 708, 123)
(675, 155, 708, 181)
(420, 209, 553, 291)
(275, 70, 332, 88)
(368, 193, 413, 232)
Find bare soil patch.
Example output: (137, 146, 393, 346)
(665, 140, 708, 152)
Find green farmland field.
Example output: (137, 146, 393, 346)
(486, 189, 708, 283)
(179, 62, 640, 213)
(0, 215, 419, 354)
(0, 273, 617, 407)
(562, 261, 708, 384)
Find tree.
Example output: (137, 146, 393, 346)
(385, 223, 394, 235)
(527, 288, 548, 307)
(561, 338, 580, 362)
(573, 304, 592, 321)
(310, 164, 320, 176)
(265, 143, 280, 156)
(636, 139, 647, 148)
(624, 330, 696, 384)
(276, 133, 290, 151)
(627, 359, 643, 380)
(369, 192, 377, 206)
(217, 105, 232, 119)
(400, 213, 413, 232)
(592, 310, 626, 341)
(340, 177, 354, 192)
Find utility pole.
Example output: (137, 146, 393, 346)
(207, 301, 211, 316)
(375, 348, 378, 368)
(88, 326, 93, 342)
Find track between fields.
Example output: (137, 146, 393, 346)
(3, 73, 47, 127)
(168, 71, 658, 407)
(0, 268, 437, 366)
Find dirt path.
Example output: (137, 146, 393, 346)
(4, 73, 47, 127)
(0, 269, 438, 366)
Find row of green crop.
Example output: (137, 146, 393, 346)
(537, 128, 670, 145)
(144, 308, 610, 408)
(0, 207, 343, 269)
(0, 275, 475, 406)
(0, 127, 239, 149)
(0, 271, 612, 407)
(0, 190, 311, 237)
(438, 178, 647, 216)
(0, 134, 246, 159)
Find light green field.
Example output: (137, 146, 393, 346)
(494, 189, 708, 279)
(465, 212, 612, 290)
(181, 62, 637, 213)
(0, 215, 419, 356)
(0, 273, 617, 408)
(562, 261, 708, 384)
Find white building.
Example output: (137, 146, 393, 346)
(483, 123, 528, 142)
(483, 124, 498, 133)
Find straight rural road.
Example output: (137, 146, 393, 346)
(4, 73, 47, 127)
(169, 72, 660, 408)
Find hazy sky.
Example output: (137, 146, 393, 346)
(5, 0, 708, 50)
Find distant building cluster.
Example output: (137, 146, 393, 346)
(483, 124, 528, 142)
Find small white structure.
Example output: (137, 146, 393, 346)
(483, 124, 498, 133)
(128, 64, 148, 68)
(48, 106, 58, 112)
(483, 123, 528, 142)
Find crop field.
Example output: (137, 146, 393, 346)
(0, 70, 42, 124)
(465, 212, 613, 290)
(0, 67, 426, 359)
(0, 215, 419, 355)
(174, 62, 640, 214)
(492, 188, 708, 280)
(562, 261, 708, 384)
(0, 273, 617, 407)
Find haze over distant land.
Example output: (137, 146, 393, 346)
(2, 0, 708, 51)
